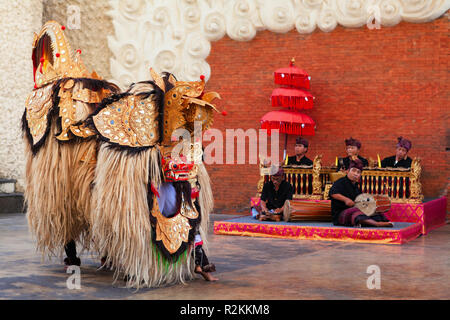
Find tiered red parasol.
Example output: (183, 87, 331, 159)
(260, 110, 315, 136)
(261, 58, 316, 160)
(271, 88, 314, 110)
(273, 60, 311, 89)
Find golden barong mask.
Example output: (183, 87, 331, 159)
(150, 69, 222, 146)
(160, 145, 199, 182)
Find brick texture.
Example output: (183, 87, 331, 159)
(204, 16, 449, 215)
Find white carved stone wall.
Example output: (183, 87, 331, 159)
(108, 0, 450, 89)
(0, 0, 43, 192)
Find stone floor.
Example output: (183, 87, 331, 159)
(0, 213, 448, 300)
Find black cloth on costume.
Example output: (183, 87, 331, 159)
(328, 176, 362, 225)
(381, 155, 412, 168)
(287, 155, 313, 166)
(194, 245, 210, 269)
(64, 239, 81, 266)
(64, 240, 77, 259)
(337, 155, 369, 171)
(260, 180, 294, 210)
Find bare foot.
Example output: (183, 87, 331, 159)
(195, 266, 219, 281)
(201, 272, 219, 281)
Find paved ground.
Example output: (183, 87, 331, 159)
(0, 213, 448, 300)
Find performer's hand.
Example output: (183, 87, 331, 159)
(344, 199, 355, 207)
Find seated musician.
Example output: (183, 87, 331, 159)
(252, 167, 293, 221)
(381, 137, 412, 168)
(329, 159, 393, 228)
(286, 137, 313, 166)
(337, 137, 369, 171)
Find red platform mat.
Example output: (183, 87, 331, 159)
(214, 217, 422, 245)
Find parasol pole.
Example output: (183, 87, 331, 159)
(283, 133, 288, 162)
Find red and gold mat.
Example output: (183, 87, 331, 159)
(214, 217, 422, 245)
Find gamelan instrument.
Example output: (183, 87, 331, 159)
(354, 193, 391, 216)
(283, 200, 332, 222)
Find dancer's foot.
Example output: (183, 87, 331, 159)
(202, 263, 216, 273)
(201, 272, 219, 282)
(195, 265, 218, 282)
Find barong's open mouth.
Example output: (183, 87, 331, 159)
(32, 32, 55, 84)
(31, 21, 97, 89)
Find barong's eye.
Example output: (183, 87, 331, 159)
(169, 162, 178, 170)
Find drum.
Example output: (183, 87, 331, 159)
(283, 200, 332, 222)
(354, 193, 391, 216)
(374, 194, 391, 213)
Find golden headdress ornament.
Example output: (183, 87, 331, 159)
(149, 69, 222, 146)
(27, 21, 115, 144)
(32, 21, 99, 88)
(93, 69, 225, 150)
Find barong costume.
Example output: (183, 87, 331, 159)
(23, 21, 222, 288)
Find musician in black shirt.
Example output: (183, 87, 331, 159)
(286, 137, 313, 166)
(337, 137, 369, 171)
(329, 159, 393, 227)
(381, 137, 412, 168)
(253, 167, 293, 221)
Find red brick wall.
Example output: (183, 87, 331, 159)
(204, 16, 449, 214)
